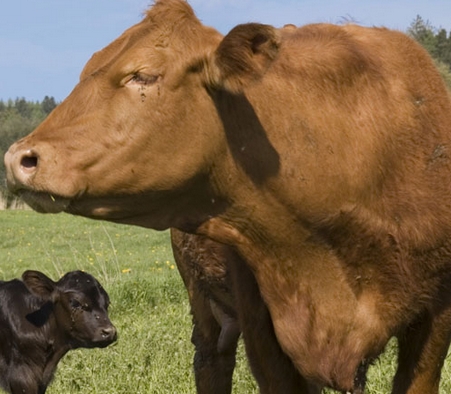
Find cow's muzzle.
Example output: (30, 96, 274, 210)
(4, 146, 70, 213)
(93, 324, 118, 348)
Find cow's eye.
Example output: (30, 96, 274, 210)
(70, 299, 82, 309)
(127, 73, 159, 86)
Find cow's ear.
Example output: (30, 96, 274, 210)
(201, 23, 280, 93)
(22, 271, 56, 300)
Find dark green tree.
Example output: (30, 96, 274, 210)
(14, 97, 32, 119)
(42, 96, 57, 115)
(436, 28, 451, 67)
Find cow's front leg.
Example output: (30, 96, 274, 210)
(393, 307, 451, 394)
(230, 254, 322, 394)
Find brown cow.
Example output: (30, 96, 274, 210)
(5, 0, 451, 392)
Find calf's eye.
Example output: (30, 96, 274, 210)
(70, 299, 81, 309)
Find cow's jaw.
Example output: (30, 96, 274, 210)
(4, 145, 74, 213)
(14, 190, 70, 214)
(5, 158, 67, 214)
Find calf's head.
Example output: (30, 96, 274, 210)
(22, 270, 117, 348)
(4, 0, 280, 230)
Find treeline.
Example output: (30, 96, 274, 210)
(1, 16, 451, 200)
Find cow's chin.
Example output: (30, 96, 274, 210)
(90, 337, 117, 349)
(71, 335, 117, 350)
(19, 190, 70, 214)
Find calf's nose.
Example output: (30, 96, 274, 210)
(4, 147, 39, 191)
(101, 325, 118, 341)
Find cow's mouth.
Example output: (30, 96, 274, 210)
(15, 189, 70, 213)
(13, 188, 139, 222)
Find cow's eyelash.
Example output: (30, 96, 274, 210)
(130, 73, 158, 86)
(70, 299, 90, 311)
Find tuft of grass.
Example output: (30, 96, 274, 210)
(1, 210, 451, 393)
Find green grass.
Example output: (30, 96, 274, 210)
(1, 210, 451, 393)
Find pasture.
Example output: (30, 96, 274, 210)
(1, 210, 450, 393)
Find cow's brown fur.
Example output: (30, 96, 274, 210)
(5, 0, 451, 392)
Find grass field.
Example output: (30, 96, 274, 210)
(1, 210, 451, 393)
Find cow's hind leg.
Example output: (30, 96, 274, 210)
(171, 229, 239, 394)
(393, 308, 451, 394)
(190, 288, 239, 394)
(350, 359, 371, 394)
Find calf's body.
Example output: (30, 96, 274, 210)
(5, 1, 451, 392)
(0, 271, 116, 394)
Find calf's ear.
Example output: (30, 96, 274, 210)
(22, 271, 56, 300)
(199, 23, 280, 93)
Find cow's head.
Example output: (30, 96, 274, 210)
(4, 0, 280, 230)
(22, 270, 117, 348)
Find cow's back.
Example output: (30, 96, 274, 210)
(0, 279, 41, 340)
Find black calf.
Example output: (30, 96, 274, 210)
(0, 270, 117, 394)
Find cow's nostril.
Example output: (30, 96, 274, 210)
(101, 326, 117, 339)
(20, 154, 38, 170)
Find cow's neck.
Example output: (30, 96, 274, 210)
(195, 175, 401, 389)
(41, 341, 69, 388)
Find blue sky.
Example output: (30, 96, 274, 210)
(1, 0, 450, 102)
